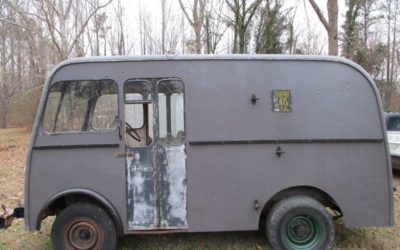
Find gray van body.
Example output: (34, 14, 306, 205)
(25, 55, 394, 234)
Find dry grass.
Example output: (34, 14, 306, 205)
(0, 128, 399, 250)
(0, 128, 52, 250)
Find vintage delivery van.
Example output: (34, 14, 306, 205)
(1, 55, 394, 249)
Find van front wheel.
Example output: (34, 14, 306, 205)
(266, 196, 334, 250)
(51, 203, 117, 250)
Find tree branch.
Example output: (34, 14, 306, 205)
(244, 0, 262, 29)
(40, 3, 64, 59)
(66, 0, 113, 56)
(308, 0, 330, 32)
(178, 0, 195, 26)
(0, 18, 33, 30)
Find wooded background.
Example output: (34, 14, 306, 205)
(1, 0, 399, 128)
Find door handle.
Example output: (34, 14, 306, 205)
(115, 152, 133, 157)
(276, 146, 285, 157)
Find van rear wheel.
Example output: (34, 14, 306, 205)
(266, 196, 334, 250)
(51, 203, 117, 250)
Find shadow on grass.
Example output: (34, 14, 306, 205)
(117, 231, 271, 250)
(116, 218, 397, 250)
(3, 214, 395, 249)
(334, 218, 398, 249)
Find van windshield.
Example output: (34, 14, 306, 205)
(42, 80, 118, 133)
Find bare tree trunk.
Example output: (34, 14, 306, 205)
(0, 102, 7, 129)
(327, 0, 338, 55)
(161, 0, 166, 54)
(386, 0, 392, 84)
(225, 0, 262, 53)
(39, 0, 112, 60)
(308, 0, 338, 55)
(178, 0, 206, 54)
(181, 12, 186, 53)
(0, 32, 7, 128)
(390, 0, 398, 84)
(139, 3, 146, 55)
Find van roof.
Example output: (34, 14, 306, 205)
(54, 54, 365, 74)
(50, 54, 373, 87)
(60, 54, 350, 65)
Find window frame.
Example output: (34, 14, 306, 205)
(156, 78, 186, 146)
(123, 79, 154, 147)
(91, 93, 119, 131)
(40, 79, 120, 135)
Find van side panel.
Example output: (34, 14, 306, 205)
(28, 147, 127, 229)
(182, 60, 391, 229)
(185, 61, 382, 141)
(26, 65, 127, 231)
(187, 143, 389, 231)
(26, 58, 392, 232)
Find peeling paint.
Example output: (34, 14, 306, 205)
(127, 149, 157, 230)
(160, 144, 188, 228)
(126, 78, 187, 230)
(126, 144, 188, 230)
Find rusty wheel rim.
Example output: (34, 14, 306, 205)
(64, 218, 102, 250)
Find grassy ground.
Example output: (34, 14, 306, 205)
(0, 128, 399, 250)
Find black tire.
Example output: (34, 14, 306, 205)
(266, 196, 334, 250)
(51, 203, 117, 250)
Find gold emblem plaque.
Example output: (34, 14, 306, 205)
(272, 90, 291, 113)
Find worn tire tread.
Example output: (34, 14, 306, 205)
(51, 202, 117, 250)
(266, 196, 334, 250)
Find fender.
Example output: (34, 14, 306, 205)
(36, 188, 123, 235)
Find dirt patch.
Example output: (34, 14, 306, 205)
(0, 146, 9, 152)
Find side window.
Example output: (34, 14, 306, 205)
(124, 80, 153, 147)
(92, 94, 118, 130)
(42, 80, 118, 133)
(158, 93, 167, 138)
(171, 93, 184, 137)
(158, 80, 185, 144)
(125, 94, 144, 129)
(387, 117, 400, 131)
(42, 92, 61, 132)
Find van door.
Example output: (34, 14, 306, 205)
(125, 79, 187, 230)
(157, 79, 187, 229)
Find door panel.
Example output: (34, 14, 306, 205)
(159, 144, 187, 228)
(125, 78, 187, 230)
(125, 80, 157, 230)
(127, 148, 156, 229)
(158, 79, 187, 229)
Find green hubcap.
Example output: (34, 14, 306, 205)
(283, 215, 322, 249)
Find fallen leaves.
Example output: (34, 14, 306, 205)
(0, 128, 28, 210)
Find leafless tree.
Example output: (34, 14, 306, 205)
(225, 0, 262, 53)
(178, 0, 206, 54)
(253, 0, 293, 54)
(87, 0, 109, 56)
(137, 3, 160, 55)
(161, 0, 167, 54)
(204, 0, 228, 53)
(3, 0, 400, 127)
(108, 0, 127, 55)
(378, 0, 400, 109)
(37, 0, 112, 60)
(307, 0, 338, 55)
(0, 0, 49, 127)
(160, 0, 181, 54)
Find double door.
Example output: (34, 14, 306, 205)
(124, 78, 187, 230)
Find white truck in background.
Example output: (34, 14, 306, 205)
(385, 113, 400, 169)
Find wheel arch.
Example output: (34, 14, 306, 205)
(259, 185, 342, 230)
(36, 188, 123, 235)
